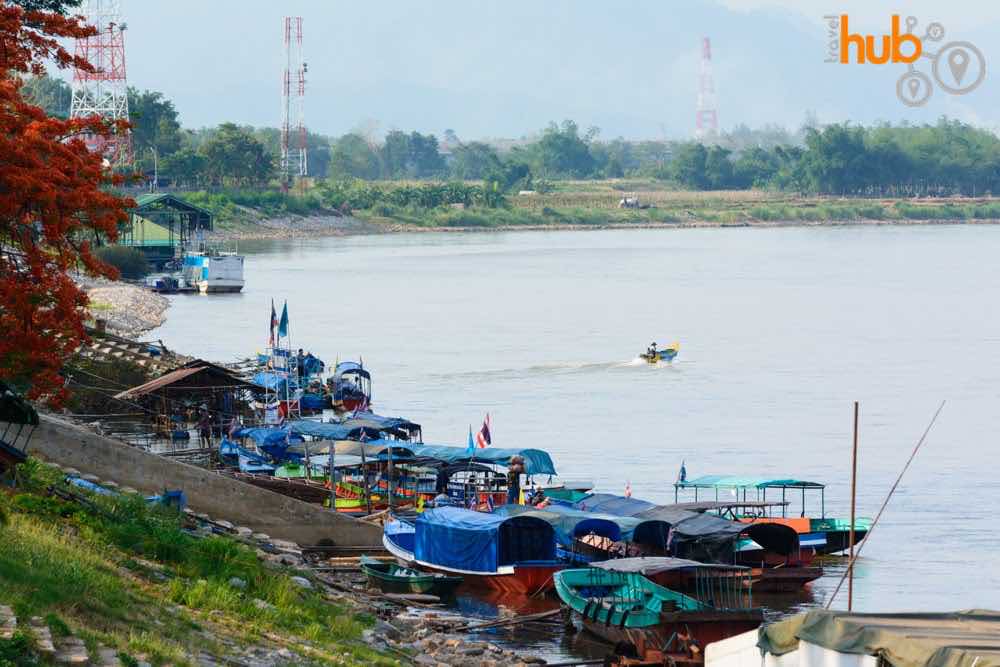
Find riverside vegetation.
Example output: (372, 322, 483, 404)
(0, 459, 395, 666)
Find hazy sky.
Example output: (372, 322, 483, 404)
(72, 0, 998, 140)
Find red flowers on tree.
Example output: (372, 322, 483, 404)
(0, 3, 133, 404)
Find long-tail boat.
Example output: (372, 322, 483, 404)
(359, 555, 462, 597)
(555, 560, 762, 664)
(673, 475, 871, 555)
(382, 506, 563, 595)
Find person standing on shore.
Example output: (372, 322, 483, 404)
(198, 409, 212, 448)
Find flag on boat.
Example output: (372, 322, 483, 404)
(269, 300, 278, 346)
(278, 301, 289, 338)
(466, 425, 475, 455)
(624, 481, 632, 498)
(677, 460, 687, 483)
(475, 413, 492, 449)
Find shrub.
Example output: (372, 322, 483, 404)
(94, 246, 151, 280)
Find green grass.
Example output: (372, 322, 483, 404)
(0, 459, 398, 666)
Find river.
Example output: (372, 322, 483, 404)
(149, 225, 1000, 659)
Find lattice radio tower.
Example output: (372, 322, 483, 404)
(695, 37, 719, 141)
(281, 17, 308, 189)
(70, 0, 132, 167)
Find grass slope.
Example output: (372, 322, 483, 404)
(0, 460, 396, 666)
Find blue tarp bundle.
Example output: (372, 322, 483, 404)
(385, 518, 415, 553)
(288, 420, 356, 440)
(572, 492, 656, 516)
(300, 394, 328, 410)
(251, 372, 288, 393)
(234, 427, 300, 448)
(414, 506, 555, 573)
(300, 354, 324, 377)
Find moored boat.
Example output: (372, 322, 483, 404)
(359, 555, 462, 597)
(382, 506, 563, 595)
(328, 361, 372, 413)
(555, 562, 762, 663)
(674, 475, 871, 555)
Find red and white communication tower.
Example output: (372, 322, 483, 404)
(281, 16, 308, 188)
(695, 37, 718, 141)
(70, 0, 132, 167)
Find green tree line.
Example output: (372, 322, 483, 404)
(20, 75, 1000, 197)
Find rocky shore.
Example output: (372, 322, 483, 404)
(207, 213, 383, 241)
(77, 274, 170, 337)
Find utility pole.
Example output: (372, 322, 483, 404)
(695, 37, 719, 141)
(280, 17, 308, 191)
(848, 401, 859, 611)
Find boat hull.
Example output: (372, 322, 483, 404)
(196, 281, 244, 293)
(748, 566, 823, 592)
(579, 611, 762, 661)
(382, 533, 561, 595)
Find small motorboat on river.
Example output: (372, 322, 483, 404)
(640, 341, 680, 363)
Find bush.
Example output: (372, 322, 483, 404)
(94, 246, 150, 280)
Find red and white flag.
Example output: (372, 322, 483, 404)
(624, 481, 632, 498)
(475, 413, 492, 449)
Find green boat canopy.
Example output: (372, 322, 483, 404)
(759, 609, 1000, 667)
(286, 438, 557, 476)
(677, 475, 825, 489)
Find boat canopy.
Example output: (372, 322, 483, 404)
(280, 435, 556, 475)
(288, 414, 420, 441)
(334, 361, 370, 381)
(414, 506, 555, 573)
(233, 426, 302, 448)
(496, 504, 642, 547)
(591, 556, 749, 575)
(677, 475, 825, 490)
(572, 493, 657, 516)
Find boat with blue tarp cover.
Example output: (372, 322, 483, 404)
(219, 438, 276, 474)
(382, 506, 563, 594)
(674, 474, 871, 555)
(554, 559, 762, 663)
(493, 503, 643, 564)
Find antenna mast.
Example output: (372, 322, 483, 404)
(70, 0, 132, 166)
(281, 17, 307, 190)
(695, 37, 719, 141)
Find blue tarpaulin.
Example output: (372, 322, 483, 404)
(414, 506, 555, 573)
(405, 442, 556, 476)
(287, 420, 357, 440)
(234, 427, 300, 447)
(251, 371, 289, 393)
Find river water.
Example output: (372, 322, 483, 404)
(149, 225, 1000, 659)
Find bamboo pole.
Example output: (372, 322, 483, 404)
(848, 401, 859, 611)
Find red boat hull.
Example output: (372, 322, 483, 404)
(418, 562, 562, 596)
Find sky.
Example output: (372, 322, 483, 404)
(72, 0, 1000, 141)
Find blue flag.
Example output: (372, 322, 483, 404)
(466, 425, 475, 455)
(278, 301, 289, 338)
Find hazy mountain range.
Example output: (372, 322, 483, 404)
(86, 0, 998, 140)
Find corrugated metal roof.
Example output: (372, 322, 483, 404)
(132, 193, 214, 219)
(113, 364, 256, 400)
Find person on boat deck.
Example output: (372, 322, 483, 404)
(506, 467, 521, 505)
(296, 348, 305, 378)
(648, 342, 657, 357)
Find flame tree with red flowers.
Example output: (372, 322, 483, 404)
(0, 1, 133, 405)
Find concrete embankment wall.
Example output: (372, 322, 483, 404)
(31, 415, 382, 547)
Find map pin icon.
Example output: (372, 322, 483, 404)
(948, 49, 970, 85)
(907, 77, 921, 99)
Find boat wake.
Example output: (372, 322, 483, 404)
(431, 358, 669, 381)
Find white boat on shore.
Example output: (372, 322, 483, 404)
(181, 250, 245, 293)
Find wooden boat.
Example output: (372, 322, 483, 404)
(639, 341, 680, 364)
(382, 508, 563, 595)
(555, 563, 762, 663)
(673, 475, 871, 555)
(328, 361, 372, 413)
(359, 555, 462, 597)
